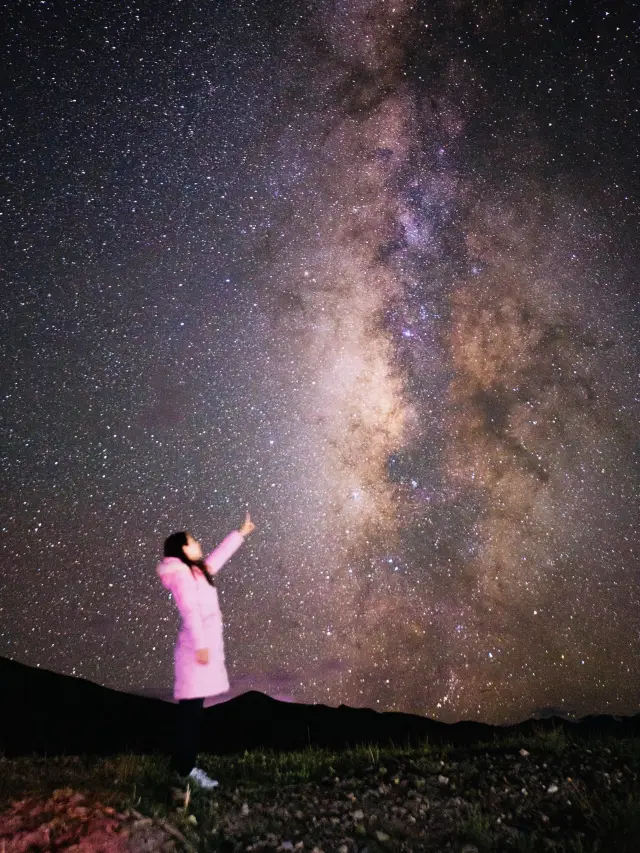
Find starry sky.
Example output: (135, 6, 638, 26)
(2, 0, 638, 724)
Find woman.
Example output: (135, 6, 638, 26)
(157, 512, 256, 788)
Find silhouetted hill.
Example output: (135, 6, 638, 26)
(129, 686, 174, 702)
(0, 656, 175, 757)
(2, 656, 640, 758)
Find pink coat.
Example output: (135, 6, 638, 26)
(157, 530, 245, 700)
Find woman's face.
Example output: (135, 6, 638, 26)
(183, 534, 203, 562)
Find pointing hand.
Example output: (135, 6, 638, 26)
(238, 512, 256, 538)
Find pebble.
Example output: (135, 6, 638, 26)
(519, 748, 530, 757)
(438, 775, 449, 785)
(241, 802, 250, 815)
(547, 784, 559, 794)
(352, 809, 364, 821)
(375, 830, 390, 841)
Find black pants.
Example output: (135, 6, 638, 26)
(170, 697, 205, 777)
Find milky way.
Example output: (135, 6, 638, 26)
(2, 0, 638, 723)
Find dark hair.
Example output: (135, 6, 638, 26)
(163, 531, 215, 587)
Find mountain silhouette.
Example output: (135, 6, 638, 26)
(2, 656, 639, 758)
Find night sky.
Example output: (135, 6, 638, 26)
(2, 0, 638, 724)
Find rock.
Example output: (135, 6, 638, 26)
(438, 775, 449, 785)
(375, 830, 390, 842)
(241, 802, 250, 815)
(502, 825, 521, 839)
(519, 749, 530, 757)
(547, 784, 559, 794)
(352, 809, 364, 821)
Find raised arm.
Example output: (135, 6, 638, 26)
(205, 512, 256, 575)
(205, 530, 245, 575)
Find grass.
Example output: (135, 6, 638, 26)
(481, 725, 572, 756)
(1, 730, 640, 851)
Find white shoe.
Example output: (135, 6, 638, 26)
(188, 767, 219, 789)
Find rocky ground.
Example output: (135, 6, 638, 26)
(0, 788, 185, 853)
(1, 734, 639, 852)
